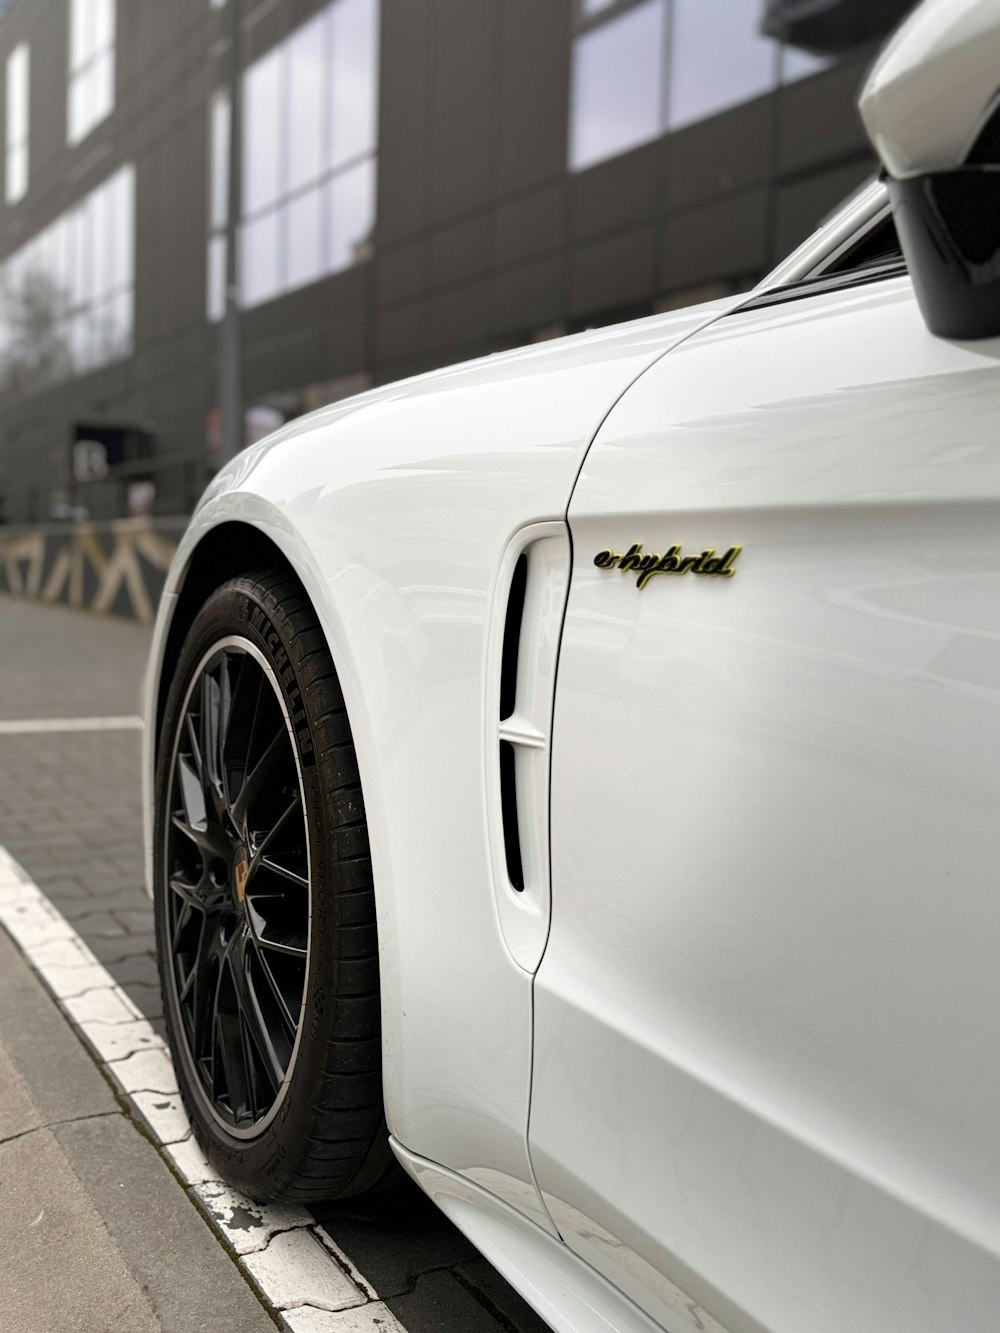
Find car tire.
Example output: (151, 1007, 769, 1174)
(153, 569, 394, 1202)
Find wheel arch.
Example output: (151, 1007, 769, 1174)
(149, 512, 389, 904)
(153, 521, 300, 749)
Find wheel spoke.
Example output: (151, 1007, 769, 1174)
(176, 754, 207, 831)
(200, 672, 220, 790)
(216, 655, 234, 788)
(227, 931, 285, 1092)
(239, 1015, 261, 1120)
(170, 813, 214, 855)
(231, 728, 287, 829)
(250, 937, 300, 1034)
(171, 896, 193, 950)
(168, 874, 210, 911)
(222, 657, 263, 810)
(214, 997, 251, 1122)
(257, 936, 308, 960)
(258, 857, 308, 890)
(184, 713, 204, 784)
(251, 792, 301, 863)
(185, 921, 220, 1061)
(177, 914, 205, 1008)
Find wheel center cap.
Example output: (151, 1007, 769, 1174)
(233, 847, 250, 905)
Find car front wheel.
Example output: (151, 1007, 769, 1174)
(153, 570, 393, 1201)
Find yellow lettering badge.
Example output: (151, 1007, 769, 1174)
(594, 543, 741, 590)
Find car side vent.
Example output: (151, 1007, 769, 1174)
(484, 523, 571, 972)
(499, 554, 528, 722)
(498, 740, 525, 891)
(497, 547, 530, 895)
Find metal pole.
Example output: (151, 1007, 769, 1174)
(219, 0, 243, 465)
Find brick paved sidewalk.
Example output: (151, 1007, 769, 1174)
(0, 598, 158, 1023)
(0, 594, 550, 1333)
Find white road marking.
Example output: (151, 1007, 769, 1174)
(0, 715, 144, 735)
(0, 845, 407, 1333)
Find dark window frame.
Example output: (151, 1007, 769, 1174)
(734, 206, 906, 315)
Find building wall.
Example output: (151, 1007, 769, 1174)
(0, 0, 884, 526)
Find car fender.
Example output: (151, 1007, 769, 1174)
(143, 297, 737, 1222)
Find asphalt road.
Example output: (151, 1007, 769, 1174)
(0, 593, 550, 1333)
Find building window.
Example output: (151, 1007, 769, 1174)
(668, 0, 777, 129)
(207, 90, 229, 321)
(208, 0, 379, 319)
(569, 0, 666, 172)
(569, 0, 835, 171)
(68, 0, 116, 145)
(781, 43, 833, 82)
(0, 164, 135, 391)
(5, 43, 28, 204)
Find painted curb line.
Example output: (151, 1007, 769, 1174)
(0, 844, 406, 1333)
(0, 716, 144, 735)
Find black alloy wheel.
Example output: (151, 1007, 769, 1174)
(164, 637, 310, 1135)
(154, 570, 395, 1201)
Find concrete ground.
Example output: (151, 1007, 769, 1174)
(0, 593, 549, 1333)
(0, 926, 276, 1333)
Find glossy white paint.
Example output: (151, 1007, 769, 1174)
(860, 0, 1000, 176)
(391, 1137, 669, 1333)
(143, 301, 735, 1234)
(534, 273, 1000, 1332)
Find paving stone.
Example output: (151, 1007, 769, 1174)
(0, 1032, 48, 1141)
(19, 933, 97, 970)
(0, 895, 76, 948)
(192, 1181, 312, 1255)
(284, 1303, 408, 1332)
(99, 952, 162, 986)
(26, 876, 91, 901)
(164, 1133, 220, 1186)
(89, 932, 157, 963)
(107, 1047, 179, 1095)
(118, 978, 164, 1020)
(454, 1258, 553, 1333)
(131, 1088, 193, 1143)
(113, 907, 155, 933)
(243, 1229, 366, 1312)
(386, 1269, 522, 1333)
(61, 985, 140, 1026)
(55, 1114, 277, 1333)
(312, 1184, 478, 1300)
(164, 1130, 221, 1183)
(0, 1125, 160, 1333)
(60, 907, 128, 934)
(77, 1015, 160, 1063)
(35, 960, 112, 999)
(313, 1228, 377, 1302)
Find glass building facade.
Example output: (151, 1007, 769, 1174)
(208, 0, 379, 318)
(0, 0, 908, 525)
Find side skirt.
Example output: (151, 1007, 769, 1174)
(390, 1137, 684, 1333)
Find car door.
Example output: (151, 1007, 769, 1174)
(530, 270, 1000, 1333)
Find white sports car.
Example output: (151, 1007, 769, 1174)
(144, 3, 1000, 1330)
